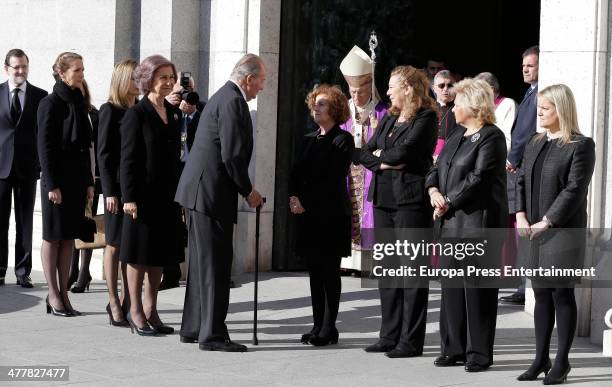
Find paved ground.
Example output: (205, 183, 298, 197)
(1, 269, 611, 386)
(1, 199, 611, 385)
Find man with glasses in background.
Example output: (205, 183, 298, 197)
(0, 49, 48, 287)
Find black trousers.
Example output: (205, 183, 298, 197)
(180, 209, 233, 343)
(0, 171, 36, 278)
(532, 286, 576, 367)
(439, 285, 499, 365)
(306, 254, 342, 338)
(374, 206, 429, 353)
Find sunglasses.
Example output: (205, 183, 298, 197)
(436, 83, 453, 89)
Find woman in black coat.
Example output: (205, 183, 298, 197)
(69, 79, 101, 294)
(358, 66, 437, 358)
(290, 84, 354, 346)
(425, 78, 508, 372)
(515, 84, 595, 384)
(37, 52, 94, 317)
(97, 59, 139, 326)
(120, 55, 182, 336)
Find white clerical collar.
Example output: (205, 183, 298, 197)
(230, 79, 248, 101)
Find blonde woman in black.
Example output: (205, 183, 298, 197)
(98, 59, 139, 327)
(515, 84, 595, 384)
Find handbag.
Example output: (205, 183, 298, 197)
(75, 199, 106, 249)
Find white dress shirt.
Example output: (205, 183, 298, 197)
(8, 81, 26, 109)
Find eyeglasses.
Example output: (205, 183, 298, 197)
(6, 64, 28, 71)
(436, 83, 453, 89)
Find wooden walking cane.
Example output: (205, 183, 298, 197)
(253, 197, 266, 345)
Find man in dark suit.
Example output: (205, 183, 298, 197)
(0, 49, 48, 287)
(500, 45, 539, 305)
(161, 72, 206, 291)
(176, 54, 265, 352)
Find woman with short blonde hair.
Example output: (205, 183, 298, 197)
(451, 78, 496, 126)
(426, 77, 507, 372)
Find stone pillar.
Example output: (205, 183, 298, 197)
(204, 0, 280, 274)
(114, 0, 141, 63)
(537, 0, 610, 340)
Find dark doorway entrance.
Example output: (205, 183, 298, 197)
(273, 0, 540, 270)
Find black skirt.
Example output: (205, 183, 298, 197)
(41, 180, 87, 241)
(119, 199, 183, 267)
(103, 197, 123, 247)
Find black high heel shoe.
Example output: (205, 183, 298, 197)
(106, 303, 129, 327)
(517, 359, 552, 381)
(45, 296, 71, 317)
(543, 364, 571, 385)
(148, 320, 174, 335)
(126, 312, 157, 336)
(70, 275, 92, 293)
(308, 332, 339, 346)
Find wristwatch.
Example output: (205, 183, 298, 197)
(542, 216, 553, 227)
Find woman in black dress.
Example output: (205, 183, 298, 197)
(120, 55, 182, 336)
(515, 84, 595, 384)
(69, 79, 101, 294)
(38, 52, 94, 316)
(97, 59, 139, 326)
(290, 84, 354, 346)
(358, 66, 437, 358)
(426, 78, 507, 372)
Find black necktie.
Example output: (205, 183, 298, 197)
(10, 88, 22, 124)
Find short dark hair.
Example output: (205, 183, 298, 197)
(522, 45, 539, 58)
(4, 49, 29, 66)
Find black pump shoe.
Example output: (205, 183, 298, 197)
(517, 359, 552, 381)
(543, 364, 571, 385)
(308, 333, 338, 346)
(45, 296, 71, 317)
(71, 275, 92, 293)
(148, 321, 174, 335)
(106, 303, 129, 327)
(126, 313, 157, 336)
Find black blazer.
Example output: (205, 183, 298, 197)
(356, 108, 437, 207)
(98, 102, 126, 197)
(425, 124, 508, 229)
(0, 81, 48, 179)
(120, 97, 181, 206)
(175, 81, 253, 224)
(290, 126, 354, 257)
(516, 134, 595, 227)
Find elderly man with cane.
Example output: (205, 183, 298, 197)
(175, 54, 266, 352)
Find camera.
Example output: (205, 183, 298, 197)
(179, 71, 200, 105)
